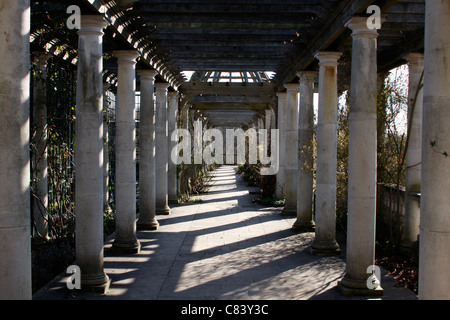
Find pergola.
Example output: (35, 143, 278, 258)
(30, 0, 426, 128)
(2, 0, 450, 300)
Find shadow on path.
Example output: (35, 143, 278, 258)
(33, 165, 417, 301)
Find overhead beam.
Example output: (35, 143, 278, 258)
(274, 0, 375, 89)
(82, 0, 183, 88)
(133, 2, 330, 15)
(191, 94, 272, 104)
(193, 103, 269, 111)
(180, 82, 276, 97)
(177, 65, 279, 72)
(378, 28, 424, 72)
(153, 33, 300, 42)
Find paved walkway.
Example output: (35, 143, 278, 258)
(34, 165, 417, 300)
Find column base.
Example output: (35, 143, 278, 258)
(156, 207, 171, 215)
(110, 239, 141, 254)
(137, 219, 159, 230)
(310, 240, 342, 256)
(338, 278, 384, 297)
(292, 220, 315, 232)
(79, 273, 111, 294)
(281, 208, 297, 216)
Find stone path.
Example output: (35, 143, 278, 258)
(34, 165, 417, 300)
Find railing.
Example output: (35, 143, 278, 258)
(377, 184, 421, 242)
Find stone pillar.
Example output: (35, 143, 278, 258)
(339, 17, 381, 296)
(182, 105, 190, 130)
(265, 108, 272, 132)
(293, 71, 317, 231)
(168, 91, 179, 204)
(282, 84, 299, 215)
(112, 50, 140, 253)
(265, 107, 275, 162)
(257, 117, 264, 153)
(0, 0, 32, 299)
(155, 83, 171, 215)
(419, 0, 450, 300)
(276, 92, 287, 198)
(137, 70, 159, 230)
(401, 53, 424, 249)
(103, 82, 112, 214)
(32, 52, 51, 242)
(311, 51, 342, 255)
(73, 15, 110, 291)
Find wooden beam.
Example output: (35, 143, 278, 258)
(378, 28, 424, 72)
(180, 82, 276, 96)
(191, 95, 272, 104)
(152, 33, 299, 43)
(134, 2, 329, 16)
(177, 65, 280, 72)
(274, 0, 375, 89)
(193, 103, 269, 110)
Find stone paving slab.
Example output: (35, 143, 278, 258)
(33, 165, 417, 301)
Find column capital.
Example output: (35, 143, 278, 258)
(314, 51, 342, 66)
(155, 82, 170, 91)
(404, 52, 424, 66)
(276, 91, 287, 99)
(284, 83, 299, 91)
(297, 71, 318, 82)
(114, 50, 139, 64)
(78, 15, 108, 36)
(138, 69, 158, 81)
(345, 16, 380, 38)
(168, 91, 179, 98)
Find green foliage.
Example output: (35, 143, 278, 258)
(376, 66, 410, 250)
(259, 197, 285, 207)
(336, 91, 350, 234)
(237, 163, 261, 187)
(30, 55, 77, 243)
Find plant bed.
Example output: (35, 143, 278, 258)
(376, 254, 418, 295)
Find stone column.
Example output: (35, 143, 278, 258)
(401, 53, 424, 249)
(73, 15, 110, 291)
(257, 117, 264, 154)
(103, 82, 112, 214)
(282, 84, 299, 215)
(168, 91, 179, 204)
(182, 105, 190, 130)
(32, 52, 51, 242)
(137, 70, 159, 230)
(112, 50, 140, 253)
(311, 51, 342, 255)
(293, 71, 317, 231)
(265, 108, 272, 133)
(419, 0, 450, 300)
(155, 83, 171, 215)
(265, 107, 275, 163)
(339, 17, 381, 296)
(276, 92, 287, 198)
(0, 0, 32, 299)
